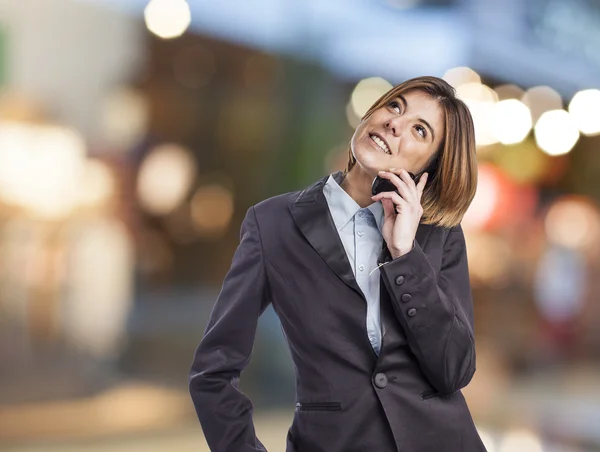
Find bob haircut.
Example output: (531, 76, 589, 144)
(344, 76, 477, 229)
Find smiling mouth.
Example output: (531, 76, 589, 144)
(369, 134, 391, 155)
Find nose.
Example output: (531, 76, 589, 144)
(384, 116, 405, 137)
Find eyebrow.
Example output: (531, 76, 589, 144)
(396, 94, 436, 142)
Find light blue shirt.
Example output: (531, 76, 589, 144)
(323, 174, 385, 355)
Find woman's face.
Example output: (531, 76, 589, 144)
(350, 90, 445, 178)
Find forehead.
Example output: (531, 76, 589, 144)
(400, 91, 443, 119)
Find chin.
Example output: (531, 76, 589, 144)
(353, 146, 390, 176)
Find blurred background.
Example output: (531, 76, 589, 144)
(0, 0, 599, 451)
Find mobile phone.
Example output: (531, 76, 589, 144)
(371, 172, 420, 197)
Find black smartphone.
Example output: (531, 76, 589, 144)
(371, 171, 421, 197)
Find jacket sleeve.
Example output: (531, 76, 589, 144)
(189, 206, 271, 452)
(379, 224, 476, 394)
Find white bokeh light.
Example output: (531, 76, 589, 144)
(456, 83, 499, 146)
(144, 0, 191, 39)
(490, 99, 532, 145)
(137, 144, 196, 216)
(534, 109, 580, 156)
(568, 88, 600, 136)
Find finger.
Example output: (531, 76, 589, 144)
(372, 191, 408, 209)
(377, 170, 413, 202)
(398, 169, 419, 199)
(416, 172, 428, 198)
(380, 198, 396, 218)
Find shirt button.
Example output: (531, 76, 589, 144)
(359, 265, 364, 271)
(358, 211, 364, 217)
(407, 308, 417, 317)
(357, 230, 364, 236)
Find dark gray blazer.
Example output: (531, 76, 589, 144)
(189, 170, 487, 452)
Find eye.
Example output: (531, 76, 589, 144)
(388, 100, 401, 114)
(415, 125, 427, 139)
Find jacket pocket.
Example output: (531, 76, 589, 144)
(295, 401, 342, 412)
(420, 389, 457, 401)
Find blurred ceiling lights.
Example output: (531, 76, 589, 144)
(489, 99, 532, 145)
(136, 143, 197, 216)
(568, 88, 600, 136)
(534, 109, 580, 156)
(0, 121, 88, 219)
(144, 0, 191, 39)
(443, 66, 481, 87)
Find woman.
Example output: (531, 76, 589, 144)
(189, 76, 487, 452)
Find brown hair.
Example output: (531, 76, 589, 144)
(344, 76, 477, 228)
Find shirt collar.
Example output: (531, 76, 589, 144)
(323, 173, 385, 233)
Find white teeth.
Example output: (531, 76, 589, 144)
(370, 135, 390, 154)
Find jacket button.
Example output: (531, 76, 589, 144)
(395, 275, 405, 285)
(401, 293, 411, 303)
(407, 308, 417, 317)
(374, 373, 388, 389)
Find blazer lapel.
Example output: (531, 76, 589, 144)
(289, 171, 365, 299)
(289, 170, 435, 307)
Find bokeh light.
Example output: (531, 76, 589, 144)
(494, 84, 525, 101)
(568, 88, 600, 136)
(136, 144, 197, 216)
(442, 66, 481, 88)
(534, 109, 580, 156)
(350, 77, 393, 118)
(0, 121, 86, 219)
(465, 232, 511, 287)
(498, 429, 543, 452)
(544, 196, 600, 253)
(490, 99, 532, 145)
(456, 83, 499, 146)
(190, 184, 235, 238)
(77, 159, 117, 209)
(521, 85, 562, 125)
(144, 0, 191, 39)
(100, 87, 149, 151)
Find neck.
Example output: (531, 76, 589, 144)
(340, 167, 377, 208)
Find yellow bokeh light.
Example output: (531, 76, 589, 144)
(442, 67, 481, 88)
(190, 184, 234, 238)
(144, 0, 191, 39)
(534, 109, 579, 156)
(137, 144, 196, 216)
(568, 88, 600, 136)
(490, 99, 532, 145)
(350, 77, 393, 118)
(0, 121, 86, 219)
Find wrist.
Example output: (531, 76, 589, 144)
(389, 241, 415, 259)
